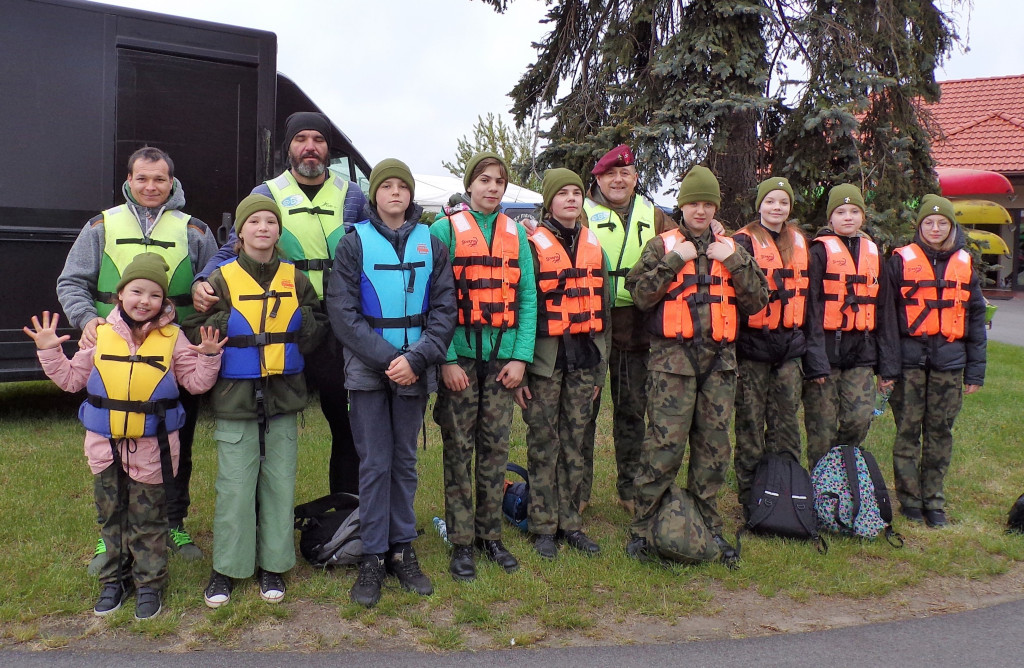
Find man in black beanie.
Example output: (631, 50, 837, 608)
(192, 111, 368, 495)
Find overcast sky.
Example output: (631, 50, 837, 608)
(91, 0, 1021, 199)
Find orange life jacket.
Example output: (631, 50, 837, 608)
(818, 236, 879, 331)
(735, 227, 808, 330)
(529, 225, 605, 337)
(655, 230, 738, 342)
(895, 243, 972, 342)
(449, 210, 521, 330)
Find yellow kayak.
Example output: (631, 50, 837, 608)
(965, 229, 1011, 256)
(951, 199, 1012, 225)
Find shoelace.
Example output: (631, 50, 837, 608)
(393, 553, 425, 578)
(207, 573, 231, 596)
(94, 537, 106, 556)
(260, 570, 284, 593)
(169, 527, 194, 548)
(356, 560, 385, 586)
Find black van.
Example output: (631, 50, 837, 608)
(0, 0, 371, 381)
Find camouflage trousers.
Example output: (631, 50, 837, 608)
(632, 369, 735, 538)
(582, 345, 649, 503)
(94, 462, 168, 589)
(434, 357, 516, 546)
(802, 366, 875, 470)
(523, 367, 600, 535)
(888, 368, 963, 511)
(733, 357, 804, 506)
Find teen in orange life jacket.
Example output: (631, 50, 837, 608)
(513, 168, 612, 560)
(880, 194, 986, 528)
(731, 177, 810, 510)
(801, 184, 900, 471)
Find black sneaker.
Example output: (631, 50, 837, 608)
(449, 545, 476, 582)
(713, 534, 740, 570)
(169, 525, 203, 561)
(351, 555, 386, 607)
(94, 580, 133, 616)
(475, 538, 519, 573)
(386, 544, 433, 596)
(258, 569, 286, 603)
(134, 587, 162, 620)
(534, 534, 558, 559)
(900, 506, 926, 523)
(625, 534, 655, 562)
(563, 530, 601, 555)
(203, 570, 233, 609)
(924, 509, 948, 528)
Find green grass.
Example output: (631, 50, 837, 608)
(1, 343, 1023, 650)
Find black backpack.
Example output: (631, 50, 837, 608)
(293, 492, 363, 567)
(502, 462, 529, 532)
(740, 452, 827, 553)
(1008, 493, 1024, 534)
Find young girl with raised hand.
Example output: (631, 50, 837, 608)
(26, 253, 223, 619)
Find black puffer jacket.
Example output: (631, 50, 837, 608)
(733, 225, 807, 365)
(802, 228, 901, 380)
(880, 227, 986, 385)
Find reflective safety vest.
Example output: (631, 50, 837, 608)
(354, 221, 433, 351)
(529, 225, 606, 337)
(220, 260, 304, 378)
(95, 205, 194, 319)
(584, 196, 657, 307)
(895, 243, 972, 342)
(449, 211, 520, 330)
(80, 323, 184, 438)
(266, 171, 351, 300)
(734, 228, 808, 330)
(654, 230, 737, 342)
(818, 236, 879, 331)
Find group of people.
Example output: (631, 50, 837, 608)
(26, 112, 986, 619)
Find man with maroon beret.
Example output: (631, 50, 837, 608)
(580, 144, 672, 514)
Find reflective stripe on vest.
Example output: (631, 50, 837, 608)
(266, 171, 350, 300)
(735, 228, 808, 329)
(80, 323, 184, 438)
(449, 211, 521, 329)
(96, 206, 194, 319)
(655, 231, 738, 342)
(895, 244, 972, 341)
(818, 236, 879, 331)
(584, 195, 656, 307)
(220, 260, 304, 378)
(529, 225, 606, 337)
(354, 221, 433, 351)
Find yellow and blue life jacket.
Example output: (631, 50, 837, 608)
(220, 259, 304, 379)
(354, 221, 432, 352)
(80, 323, 184, 438)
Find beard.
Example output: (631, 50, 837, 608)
(291, 152, 327, 179)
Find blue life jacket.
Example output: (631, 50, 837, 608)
(354, 221, 432, 351)
(80, 323, 184, 438)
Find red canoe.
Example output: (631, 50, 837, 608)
(937, 168, 1014, 197)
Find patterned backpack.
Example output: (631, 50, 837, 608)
(502, 462, 530, 532)
(812, 445, 903, 547)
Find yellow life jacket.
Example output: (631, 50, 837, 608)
(584, 195, 656, 307)
(266, 171, 350, 300)
(95, 205, 194, 318)
(220, 260, 304, 378)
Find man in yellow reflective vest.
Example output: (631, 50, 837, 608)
(192, 112, 368, 496)
(580, 145, 674, 515)
(58, 146, 219, 569)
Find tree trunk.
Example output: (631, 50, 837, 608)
(707, 108, 759, 230)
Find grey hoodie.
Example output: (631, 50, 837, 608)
(56, 179, 217, 330)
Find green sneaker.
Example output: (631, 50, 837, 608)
(169, 525, 203, 560)
(87, 536, 108, 577)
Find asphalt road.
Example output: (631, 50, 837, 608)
(987, 294, 1024, 346)
(4, 596, 1024, 667)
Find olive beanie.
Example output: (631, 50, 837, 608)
(825, 184, 866, 220)
(115, 252, 169, 295)
(234, 194, 282, 233)
(755, 176, 794, 211)
(916, 193, 957, 226)
(542, 168, 585, 212)
(676, 166, 721, 207)
(369, 158, 415, 206)
(463, 151, 508, 191)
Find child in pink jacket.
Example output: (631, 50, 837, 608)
(25, 253, 224, 620)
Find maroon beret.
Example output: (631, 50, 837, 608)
(591, 144, 635, 175)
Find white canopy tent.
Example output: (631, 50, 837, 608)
(413, 173, 542, 211)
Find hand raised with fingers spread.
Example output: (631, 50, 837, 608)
(186, 326, 228, 355)
(24, 311, 71, 350)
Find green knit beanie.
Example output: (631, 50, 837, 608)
(825, 184, 866, 220)
(463, 151, 508, 191)
(676, 166, 721, 207)
(542, 168, 585, 212)
(115, 252, 169, 296)
(755, 176, 794, 211)
(369, 158, 415, 206)
(234, 194, 282, 233)
(916, 193, 957, 226)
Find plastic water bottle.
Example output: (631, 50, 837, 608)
(432, 517, 450, 546)
(872, 386, 893, 417)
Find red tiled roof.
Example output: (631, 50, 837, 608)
(921, 74, 1024, 172)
